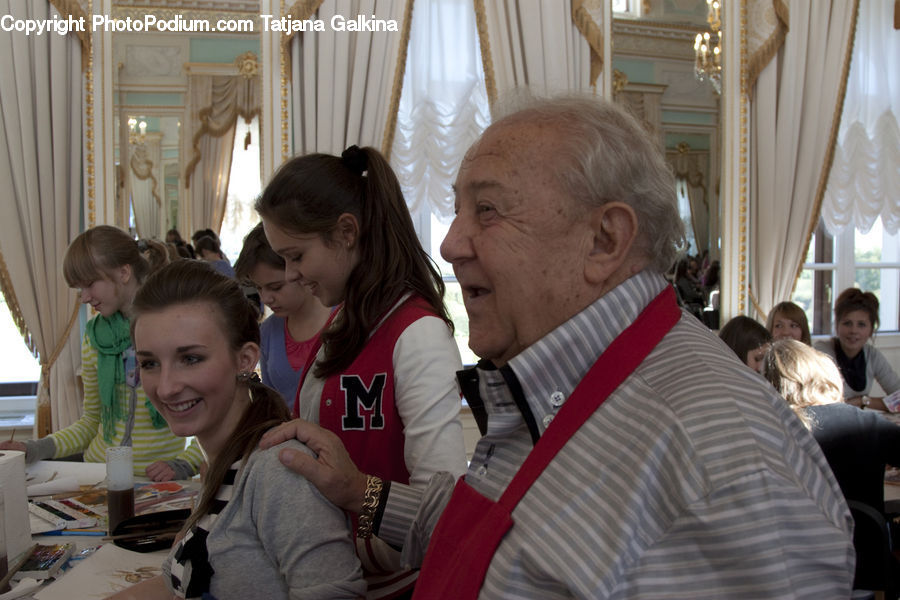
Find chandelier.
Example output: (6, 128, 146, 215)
(693, 0, 722, 94)
(127, 117, 147, 146)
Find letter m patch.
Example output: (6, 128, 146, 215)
(340, 373, 387, 430)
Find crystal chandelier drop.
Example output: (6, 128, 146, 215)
(693, 0, 722, 94)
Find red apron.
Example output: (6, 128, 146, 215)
(413, 286, 681, 599)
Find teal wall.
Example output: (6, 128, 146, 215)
(612, 57, 655, 84)
(665, 132, 711, 151)
(190, 38, 260, 63)
(123, 93, 183, 107)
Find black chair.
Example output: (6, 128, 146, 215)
(849, 500, 900, 599)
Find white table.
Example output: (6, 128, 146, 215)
(3, 461, 194, 600)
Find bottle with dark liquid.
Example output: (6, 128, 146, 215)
(106, 446, 135, 534)
(107, 487, 135, 534)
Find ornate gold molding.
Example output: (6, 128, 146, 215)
(49, 0, 91, 70)
(473, 0, 497, 109)
(612, 69, 628, 95)
(381, 0, 415, 160)
(282, 0, 327, 79)
(571, 0, 603, 87)
(235, 51, 260, 78)
(86, 0, 96, 228)
(739, 0, 749, 315)
(281, 0, 290, 162)
(746, 0, 789, 86)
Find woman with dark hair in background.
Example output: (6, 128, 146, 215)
(256, 145, 466, 597)
(718, 315, 772, 374)
(815, 288, 900, 411)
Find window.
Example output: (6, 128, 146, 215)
(430, 215, 478, 366)
(395, 0, 488, 366)
(613, 0, 642, 18)
(675, 178, 698, 256)
(793, 216, 899, 335)
(219, 116, 262, 263)
(0, 297, 40, 384)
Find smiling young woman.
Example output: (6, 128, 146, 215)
(815, 287, 900, 411)
(111, 259, 364, 600)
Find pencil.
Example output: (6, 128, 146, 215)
(0, 542, 38, 590)
(101, 527, 181, 541)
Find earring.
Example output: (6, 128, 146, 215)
(236, 371, 261, 384)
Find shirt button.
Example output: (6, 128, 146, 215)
(550, 391, 565, 407)
(542, 414, 554, 428)
(325, 398, 332, 406)
(476, 465, 488, 477)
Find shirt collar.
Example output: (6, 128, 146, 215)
(493, 270, 668, 435)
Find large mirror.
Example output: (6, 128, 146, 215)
(111, 2, 262, 249)
(611, 0, 721, 264)
(609, 0, 723, 326)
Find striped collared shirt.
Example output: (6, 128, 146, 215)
(381, 270, 853, 599)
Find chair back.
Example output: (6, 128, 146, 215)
(849, 499, 899, 599)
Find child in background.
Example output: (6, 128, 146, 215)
(194, 235, 236, 279)
(111, 260, 364, 600)
(767, 301, 811, 344)
(0, 226, 202, 481)
(256, 145, 467, 597)
(719, 315, 773, 374)
(234, 223, 332, 407)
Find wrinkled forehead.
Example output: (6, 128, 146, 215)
(455, 119, 565, 190)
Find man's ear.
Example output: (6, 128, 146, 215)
(236, 342, 260, 374)
(585, 202, 639, 285)
(335, 213, 360, 249)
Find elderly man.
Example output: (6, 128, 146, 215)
(261, 94, 854, 598)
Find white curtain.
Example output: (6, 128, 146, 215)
(184, 73, 260, 235)
(749, 0, 857, 317)
(0, 0, 84, 434)
(668, 149, 710, 255)
(290, 0, 408, 156)
(478, 0, 592, 101)
(390, 0, 490, 221)
(129, 136, 163, 239)
(821, 0, 900, 236)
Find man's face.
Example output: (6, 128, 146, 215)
(440, 120, 596, 365)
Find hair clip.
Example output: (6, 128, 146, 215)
(341, 145, 368, 175)
(136, 239, 149, 252)
(236, 371, 261, 384)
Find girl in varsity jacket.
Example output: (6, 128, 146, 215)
(257, 145, 467, 598)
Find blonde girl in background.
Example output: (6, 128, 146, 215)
(0, 226, 202, 481)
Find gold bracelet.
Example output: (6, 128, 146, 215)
(356, 475, 383, 539)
